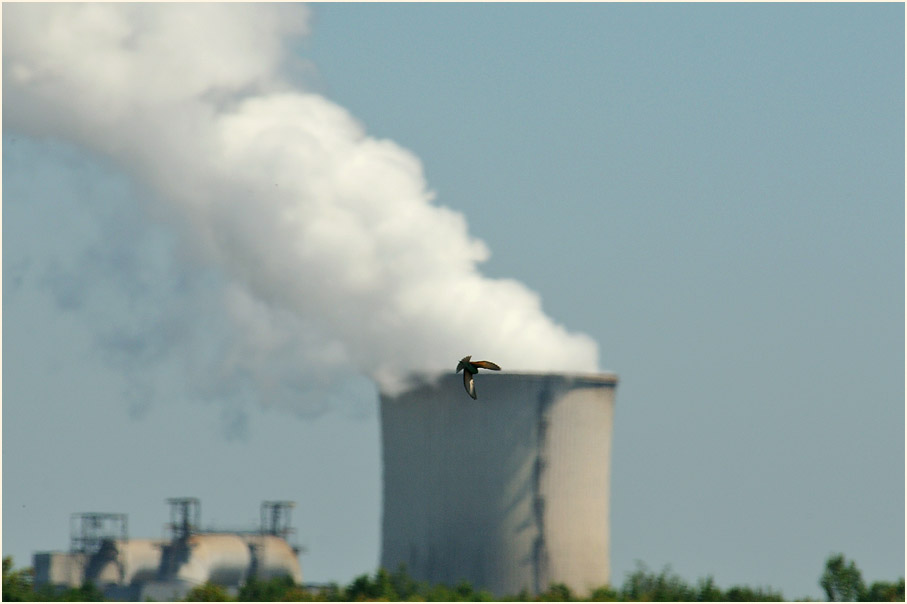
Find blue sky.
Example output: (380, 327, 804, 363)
(3, 3, 904, 600)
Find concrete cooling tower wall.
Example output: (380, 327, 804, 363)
(379, 371, 617, 597)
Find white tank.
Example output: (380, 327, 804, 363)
(117, 539, 164, 585)
(250, 535, 303, 583)
(379, 371, 617, 597)
(174, 534, 252, 586)
(33, 552, 87, 588)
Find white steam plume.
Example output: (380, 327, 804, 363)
(4, 4, 599, 398)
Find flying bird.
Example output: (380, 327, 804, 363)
(456, 355, 501, 399)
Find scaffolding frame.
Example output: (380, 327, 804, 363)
(260, 501, 296, 541)
(70, 512, 128, 555)
(166, 497, 200, 541)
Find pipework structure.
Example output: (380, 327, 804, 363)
(379, 371, 618, 597)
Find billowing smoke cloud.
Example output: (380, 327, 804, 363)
(4, 4, 599, 405)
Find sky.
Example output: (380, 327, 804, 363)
(2, 3, 904, 600)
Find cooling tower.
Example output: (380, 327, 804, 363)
(379, 371, 617, 597)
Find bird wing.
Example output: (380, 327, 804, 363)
(472, 360, 501, 371)
(463, 370, 477, 399)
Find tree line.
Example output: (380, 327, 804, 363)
(3, 553, 903, 601)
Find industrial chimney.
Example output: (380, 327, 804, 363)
(379, 371, 617, 597)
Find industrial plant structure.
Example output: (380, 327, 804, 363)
(33, 371, 617, 599)
(33, 498, 302, 601)
(380, 371, 618, 597)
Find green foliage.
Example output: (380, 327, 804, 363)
(388, 564, 422, 600)
(620, 562, 697, 601)
(423, 578, 478, 601)
(58, 582, 105, 602)
(234, 574, 344, 601)
(183, 581, 231, 601)
(2, 553, 903, 602)
(506, 588, 534, 601)
(333, 566, 495, 602)
(614, 562, 784, 602)
(817, 554, 906, 602)
(539, 583, 576, 601)
(862, 578, 905, 602)
(3, 556, 36, 602)
(588, 585, 619, 601)
(345, 568, 399, 601)
(237, 575, 298, 601)
(315, 582, 346, 601)
(274, 584, 320, 602)
(696, 576, 723, 601)
(821, 554, 866, 602)
(722, 585, 784, 602)
(3, 557, 105, 602)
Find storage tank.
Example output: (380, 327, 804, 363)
(33, 551, 87, 589)
(250, 535, 304, 583)
(379, 371, 617, 597)
(173, 534, 252, 586)
(117, 539, 164, 585)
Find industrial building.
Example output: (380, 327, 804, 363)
(33, 371, 616, 599)
(380, 371, 618, 597)
(33, 498, 302, 601)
